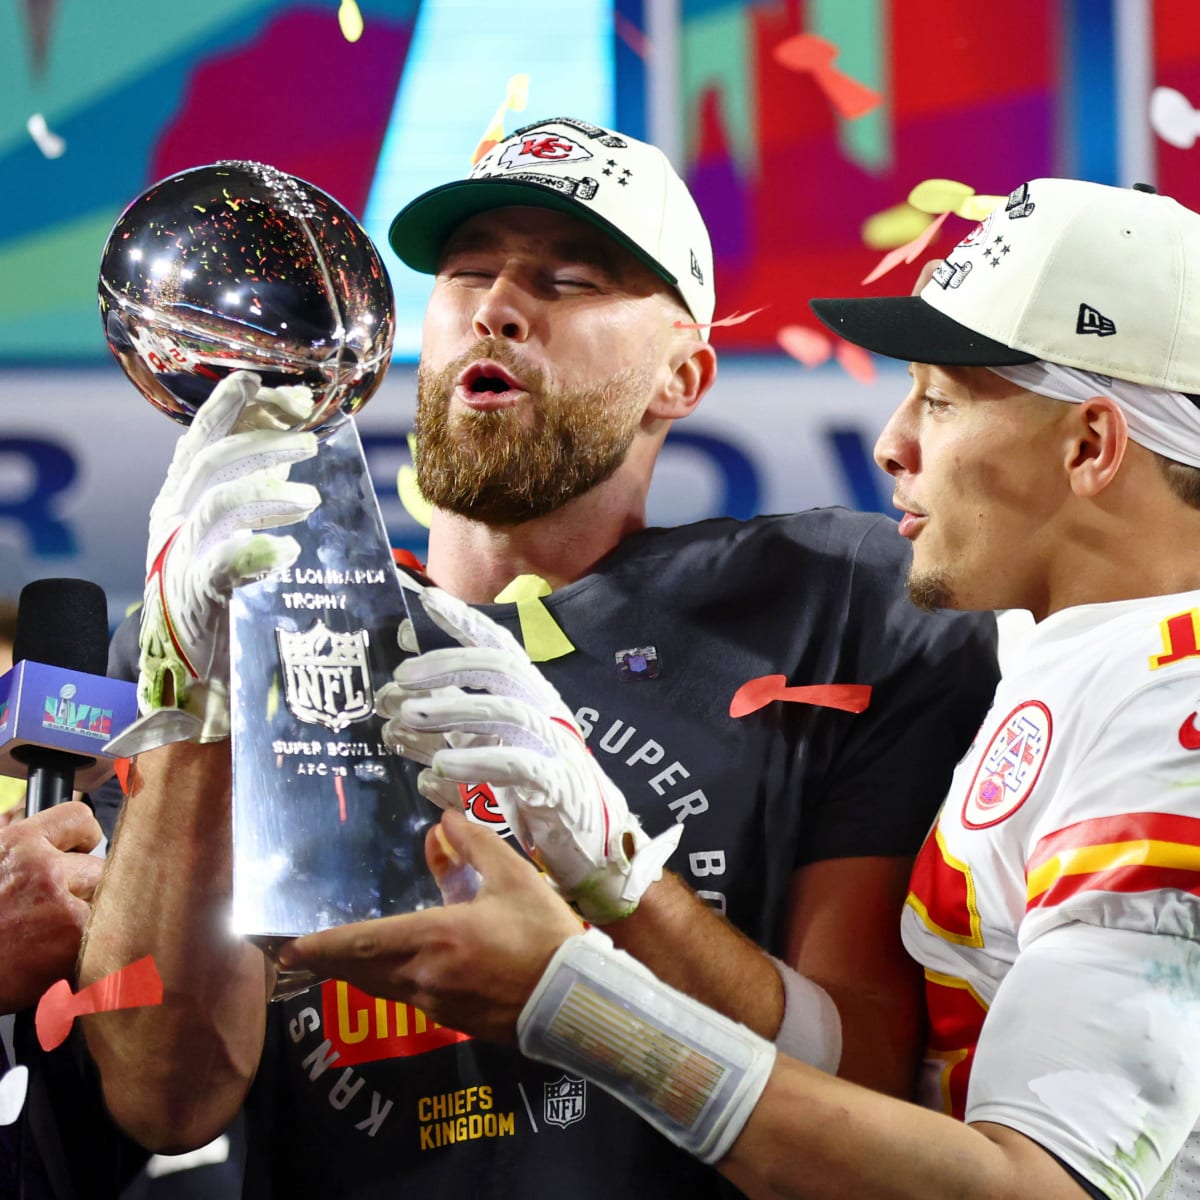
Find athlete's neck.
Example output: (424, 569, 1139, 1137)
(425, 484, 648, 604)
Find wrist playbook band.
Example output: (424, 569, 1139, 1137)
(518, 929, 775, 1164)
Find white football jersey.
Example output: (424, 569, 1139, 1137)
(902, 592, 1200, 1200)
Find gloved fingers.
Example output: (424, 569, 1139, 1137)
(378, 718, 447, 766)
(184, 477, 321, 559)
(184, 371, 266, 450)
(413, 767, 463, 813)
(420, 587, 528, 656)
(376, 680, 467, 720)
(203, 531, 305, 594)
(170, 428, 318, 517)
(232, 383, 316, 432)
(395, 691, 567, 756)
(428, 744, 561, 792)
(391, 645, 563, 711)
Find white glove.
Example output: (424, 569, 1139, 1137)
(376, 587, 683, 924)
(132, 371, 321, 746)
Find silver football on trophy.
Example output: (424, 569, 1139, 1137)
(98, 161, 394, 433)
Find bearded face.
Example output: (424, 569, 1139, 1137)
(414, 340, 654, 525)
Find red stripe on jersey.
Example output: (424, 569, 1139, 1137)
(1027, 863, 1200, 912)
(1027, 812, 1200, 874)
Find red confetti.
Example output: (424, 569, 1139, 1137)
(862, 212, 949, 285)
(835, 341, 877, 384)
(336, 773, 348, 824)
(471, 138, 500, 165)
(730, 675, 872, 719)
(36, 956, 163, 1051)
(113, 757, 132, 795)
(773, 34, 882, 120)
(615, 12, 652, 60)
(674, 306, 766, 331)
(776, 325, 833, 367)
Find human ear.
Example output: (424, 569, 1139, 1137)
(1066, 396, 1128, 497)
(646, 338, 717, 422)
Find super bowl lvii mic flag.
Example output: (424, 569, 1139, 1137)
(98, 161, 445, 966)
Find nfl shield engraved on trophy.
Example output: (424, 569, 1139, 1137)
(228, 421, 444, 941)
(99, 161, 444, 951)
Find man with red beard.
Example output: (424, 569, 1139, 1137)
(80, 119, 997, 1198)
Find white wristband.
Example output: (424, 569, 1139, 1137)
(769, 956, 842, 1074)
(518, 929, 776, 1165)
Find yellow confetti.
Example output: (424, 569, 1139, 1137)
(338, 0, 364, 43)
(397, 432, 432, 528)
(861, 203, 933, 251)
(493, 576, 574, 662)
(472, 74, 531, 164)
(267, 675, 279, 722)
(957, 193, 1002, 221)
(0, 777, 25, 817)
(907, 178, 1002, 220)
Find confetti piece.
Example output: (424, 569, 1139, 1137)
(776, 325, 833, 367)
(36, 956, 163, 1052)
(862, 203, 933, 251)
(772, 34, 882, 120)
(398, 432, 433, 528)
(0, 777, 25, 816)
(0, 1066, 29, 1126)
(337, 0, 364, 43)
(730, 675, 871, 719)
(113, 757, 132, 796)
(673, 306, 765, 330)
(26, 112, 65, 159)
(957, 194, 1001, 221)
(1150, 86, 1200, 149)
(908, 179, 1002, 221)
(493, 575, 574, 662)
(862, 211, 949, 284)
(614, 13, 652, 60)
(471, 74, 531, 165)
(835, 341, 877, 384)
(335, 773, 347, 824)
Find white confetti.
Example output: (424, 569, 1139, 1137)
(1150, 86, 1200, 150)
(26, 112, 66, 159)
(0, 1066, 29, 1126)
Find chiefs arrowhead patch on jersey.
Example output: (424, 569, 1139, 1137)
(961, 700, 1052, 829)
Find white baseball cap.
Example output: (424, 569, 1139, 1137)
(810, 178, 1200, 393)
(388, 116, 716, 334)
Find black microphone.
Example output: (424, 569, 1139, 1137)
(10, 579, 111, 816)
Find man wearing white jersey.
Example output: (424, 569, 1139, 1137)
(278, 177, 1200, 1200)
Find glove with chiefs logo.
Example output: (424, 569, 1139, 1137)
(112, 371, 321, 755)
(376, 587, 683, 923)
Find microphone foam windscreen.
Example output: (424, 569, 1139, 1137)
(13, 578, 110, 677)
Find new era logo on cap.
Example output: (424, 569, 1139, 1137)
(387, 116, 716, 335)
(1077, 304, 1116, 337)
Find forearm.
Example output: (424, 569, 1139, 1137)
(607, 872, 785, 1038)
(725, 1067, 1073, 1200)
(520, 932, 1083, 1200)
(80, 740, 269, 1152)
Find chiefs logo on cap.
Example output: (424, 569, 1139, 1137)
(498, 133, 593, 171)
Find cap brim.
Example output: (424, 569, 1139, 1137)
(809, 296, 1038, 367)
(388, 178, 679, 288)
